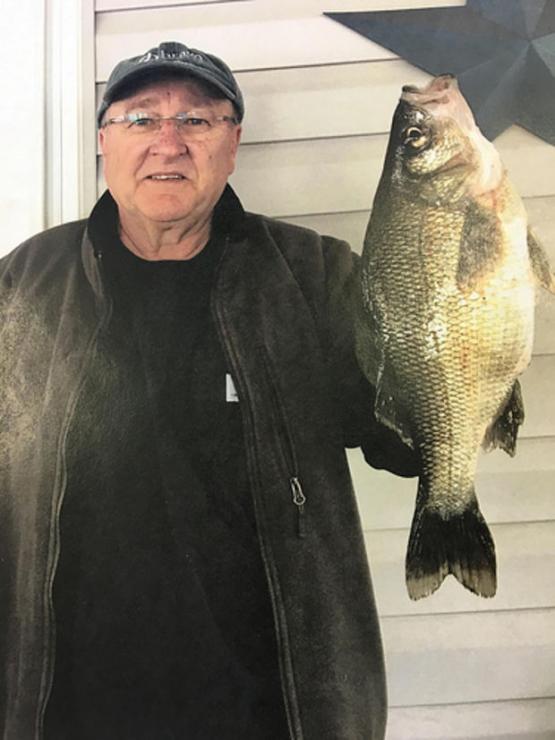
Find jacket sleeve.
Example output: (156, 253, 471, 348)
(321, 236, 419, 478)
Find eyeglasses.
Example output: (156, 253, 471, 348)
(100, 111, 239, 140)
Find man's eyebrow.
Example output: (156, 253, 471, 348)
(123, 96, 160, 111)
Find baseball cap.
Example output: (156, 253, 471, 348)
(97, 41, 244, 126)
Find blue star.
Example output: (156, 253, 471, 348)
(326, 0, 555, 144)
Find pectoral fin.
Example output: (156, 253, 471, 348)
(528, 228, 555, 294)
(374, 359, 414, 449)
(457, 202, 503, 292)
(354, 289, 380, 387)
(354, 272, 413, 447)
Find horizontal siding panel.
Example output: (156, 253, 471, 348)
(96, 0, 464, 12)
(382, 608, 555, 706)
(282, 210, 369, 252)
(96, 0, 244, 9)
(96, 14, 395, 80)
(534, 299, 555, 356)
(520, 356, 555, 437)
(500, 128, 555, 201)
(477, 435, 555, 474)
(95, 0, 465, 71)
(232, 134, 398, 215)
(387, 697, 555, 740)
(525, 194, 555, 230)
(235, 60, 430, 144)
(352, 436, 555, 530)
(365, 521, 555, 616)
(228, 127, 555, 217)
(353, 460, 555, 531)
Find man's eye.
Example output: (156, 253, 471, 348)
(184, 117, 210, 127)
(129, 116, 155, 128)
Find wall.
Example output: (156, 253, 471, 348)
(95, 2, 555, 738)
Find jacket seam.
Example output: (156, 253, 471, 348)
(37, 249, 112, 738)
(251, 216, 325, 344)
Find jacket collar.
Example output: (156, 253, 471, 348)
(81, 183, 247, 296)
(86, 183, 247, 259)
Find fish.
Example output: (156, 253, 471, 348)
(354, 75, 554, 600)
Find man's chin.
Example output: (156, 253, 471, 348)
(139, 201, 195, 225)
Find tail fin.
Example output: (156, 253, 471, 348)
(406, 494, 496, 600)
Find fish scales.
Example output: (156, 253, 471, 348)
(355, 75, 551, 600)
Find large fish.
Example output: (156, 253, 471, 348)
(355, 75, 554, 600)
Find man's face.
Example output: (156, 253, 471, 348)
(99, 78, 242, 228)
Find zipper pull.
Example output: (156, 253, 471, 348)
(290, 476, 307, 539)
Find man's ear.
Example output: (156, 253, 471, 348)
(228, 125, 242, 174)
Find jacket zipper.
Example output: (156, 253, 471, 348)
(260, 346, 307, 539)
(290, 476, 306, 539)
(211, 243, 304, 740)
(37, 249, 113, 738)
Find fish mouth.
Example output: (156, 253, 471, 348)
(402, 74, 457, 101)
(401, 75, 477, 134)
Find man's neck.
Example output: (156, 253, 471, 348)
(118, 212, 212, 261)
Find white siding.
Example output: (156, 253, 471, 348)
(94, 2, 555, 737)
(388, 698, 555, 740)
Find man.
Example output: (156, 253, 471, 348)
(0, 41, 416, 739)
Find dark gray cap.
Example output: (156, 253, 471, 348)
(97, 41, 244, 126)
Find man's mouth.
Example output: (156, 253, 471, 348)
(146, 174, 186, 181)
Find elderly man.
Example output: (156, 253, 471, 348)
(0, 42, 416, 739)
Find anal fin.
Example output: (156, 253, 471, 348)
(483, 379, 524, 457)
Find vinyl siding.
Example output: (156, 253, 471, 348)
(94, 2, 555, 737)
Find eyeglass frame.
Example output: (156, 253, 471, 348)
(100, 111, 240, 138)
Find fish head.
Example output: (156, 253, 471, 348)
(387, 75, 503, 204)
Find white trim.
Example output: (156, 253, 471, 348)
(45, 0, 96, 227)
(0, 0, 47, 251)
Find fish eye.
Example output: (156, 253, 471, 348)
(403, 126, 428, 150)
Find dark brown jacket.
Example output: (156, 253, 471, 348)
(0, 188, 416, 739)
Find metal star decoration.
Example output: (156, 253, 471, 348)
(326, 0, 555, 145)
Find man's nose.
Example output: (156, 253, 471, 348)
(151, 119, 188, 152)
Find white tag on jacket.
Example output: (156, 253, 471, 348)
(226, 374, 239, 403)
